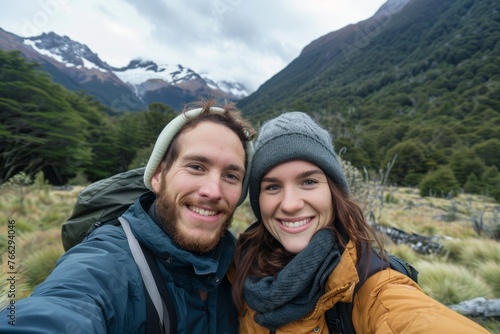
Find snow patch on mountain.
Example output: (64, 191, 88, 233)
(23, 39, 65, 63)
(21, 31, 248, 100)
(114, 59, 248, 98)
(23, 32, 110, 72)
(80, 57, 107, 72)
(217, 80, 249, 98)
(113, 60, 193, 85)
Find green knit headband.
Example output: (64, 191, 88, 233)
(144, 107, 254, 206)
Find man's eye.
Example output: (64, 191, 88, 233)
(225, 173, 240, 181)
(188, 164, 203, 171)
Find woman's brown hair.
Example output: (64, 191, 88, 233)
(231, 176, 384, 314)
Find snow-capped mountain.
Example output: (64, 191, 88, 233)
(0, 28, 248, 112)
(24, 32, 113, 72)
(112, 59, 248, 101)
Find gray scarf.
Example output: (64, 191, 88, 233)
(243, 229, 341, 330)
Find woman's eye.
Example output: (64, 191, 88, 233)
(264, 184, 280, 191)
(303, 179, 318, 186)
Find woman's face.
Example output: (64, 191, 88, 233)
(259, 160, 334, 253)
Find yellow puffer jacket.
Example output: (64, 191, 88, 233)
(237, 241, 489, 334)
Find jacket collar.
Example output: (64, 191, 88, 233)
(122, 193, 236, 289)
(306, 240, 359, 319)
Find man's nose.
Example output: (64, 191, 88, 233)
(198, 175, 223, 201)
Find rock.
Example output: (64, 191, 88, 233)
(373, 224, 443, 255)
(449, 297, 500, 317)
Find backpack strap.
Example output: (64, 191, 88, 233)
(119, 216, 177, 333)
(326, 248, 418, 333)
(141, 240, 178, 334)
(325, 248, 388, 334)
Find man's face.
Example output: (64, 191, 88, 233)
(151, 121, 246, 253)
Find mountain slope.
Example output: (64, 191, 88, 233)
(238, 0, 500, 195)
(239, 0, 499, 119)
(0, 29, 146, 111)
(0, 28, 248, 112)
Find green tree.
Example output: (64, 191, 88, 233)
(113, 112, 147, 171)
(0, 50, 92, 184)
(481, 166, 500, 202)
(141, 103, 178, 145)
(384, 139, 428, 186)
(334, 137, 371, 169)
(128, 144, 154, 170)
(419, 166, 460, 198)
(464, 173, 483, 194)
(107, 104, 176, 174)
(449, 149, 486, 186)
(473, 138, 500, 169)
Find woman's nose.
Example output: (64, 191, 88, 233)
(279, 187, 304, 213)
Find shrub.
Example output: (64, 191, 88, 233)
(443, 238, 500, 267)
(68, 172, 90, 186)
(450, 150, 485, 185)
(386, 243, 420, 264)
(384, 140, 428, 186)
(34, 171, 50, 190)
(415, 260, 494, 305)
(464, 173, 483, 194)
(477, 261, 500, 297)
(385, 193, 399, 204)
(481, 166, 500, 202)
(419, 166, 459, 197)
(339, 158, 364, 200)
(1, 172, 33, 206)
(23, 243, 64, 289)
(0, 229, 64, 309)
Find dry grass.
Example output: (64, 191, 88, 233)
(0, 183, 498, 330)
(415, 260, 494, 305)
(0, 186, 83, 235)
(0, 186, 78, 308)
(0, 228, 64, 306)
(375, 187, 498, 239)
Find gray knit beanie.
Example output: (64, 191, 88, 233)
(249, 111, 349, 220)
(144, 107, 254, 207)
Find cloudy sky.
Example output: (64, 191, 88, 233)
(1, 0, 387, 92)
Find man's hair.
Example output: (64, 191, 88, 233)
(160, 98, 255, 173)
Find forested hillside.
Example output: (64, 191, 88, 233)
(0, 50, 177, 185)
(1, 0, 499, 202)
(238, 0, 500, 201)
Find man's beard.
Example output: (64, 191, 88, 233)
(155, 178, 233, 254)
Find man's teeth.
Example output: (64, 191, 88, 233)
(189, 206, 217, 216)
(281, 218, 309, 228)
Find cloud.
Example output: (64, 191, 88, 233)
(0, 0, 387, 91)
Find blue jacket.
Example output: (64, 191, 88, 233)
(1, 193, 239, 333)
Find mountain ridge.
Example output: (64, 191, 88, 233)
(236, 0, 500, 198)
(0, 28, 248, 112)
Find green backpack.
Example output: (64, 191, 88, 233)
(61, 167, 177, 333)
(61, 167, 150, 251)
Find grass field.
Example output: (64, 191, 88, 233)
(1, 183, 499, 332)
